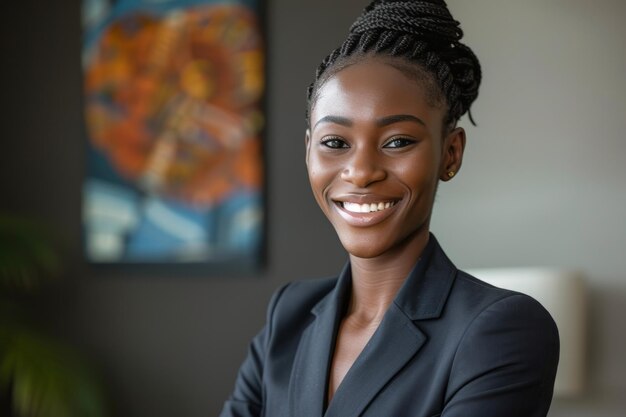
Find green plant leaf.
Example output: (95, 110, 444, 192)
(0, 213, 61, 291)
(0, 327, 106, 417)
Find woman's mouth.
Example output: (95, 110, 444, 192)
(341, 201, 396, 213)
(332, 198, 400, 226)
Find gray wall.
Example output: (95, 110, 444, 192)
(1, 0, 624, 416)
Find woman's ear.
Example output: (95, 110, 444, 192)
(440, 127, 466, 181)
(305, 129, 311, 166)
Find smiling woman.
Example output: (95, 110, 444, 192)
(219, 1, 559, 416)
(306, 57, 460, 260)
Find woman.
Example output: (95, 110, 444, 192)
(220, 1, 559, 416)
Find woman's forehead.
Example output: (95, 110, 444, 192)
(311, 59, 445, 127)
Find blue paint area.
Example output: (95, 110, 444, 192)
(124, 191, 262, 261)
(86, 146, 141, 194)
(126, 197, 210, 259)
(213, 190, 262, 253)
(84, 177, 263, 262)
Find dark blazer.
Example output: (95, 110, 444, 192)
(220, 236, 559, 417)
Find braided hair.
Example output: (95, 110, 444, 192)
(307, 0, 481, 127)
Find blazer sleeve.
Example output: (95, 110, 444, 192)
(442, 294, 560, 417)
(219, 283, 290, 417)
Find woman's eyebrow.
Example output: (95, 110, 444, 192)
(313, 115, 353, 131)
(377, 114, 426, 127)
(312, 114, 426, 131)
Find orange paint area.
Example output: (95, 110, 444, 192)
(84, 5, 264, 207)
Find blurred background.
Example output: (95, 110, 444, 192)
(1, 0, 625, 416)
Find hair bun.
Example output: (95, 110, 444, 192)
(308, 0, 481, 125)
(351, 0, 462, 46)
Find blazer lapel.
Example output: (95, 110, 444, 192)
(325, 235, 457, 417)
(288, 263, 352, 417)
(324, 303, 427, 417)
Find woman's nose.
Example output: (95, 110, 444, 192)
(340, 148, 386, 188)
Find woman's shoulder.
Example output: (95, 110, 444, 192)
(446, 269, 559, 342)
(454, 269, 551, 307)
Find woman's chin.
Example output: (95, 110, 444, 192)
(336, 225, 431, 261)
(338, 235, 390, 259)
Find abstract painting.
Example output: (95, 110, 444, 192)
(81, 0, 264, 267)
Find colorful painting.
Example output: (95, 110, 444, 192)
(81, 0, 264, 266)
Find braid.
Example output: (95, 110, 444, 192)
(307, 0, 481, 126)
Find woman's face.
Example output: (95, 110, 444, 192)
(306, 58, 464, 259)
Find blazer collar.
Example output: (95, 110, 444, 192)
(288, 234, 457, 417)
(311, 261, 352, 318)
(311, 233, 457, 320)
(393, 233, 457, 320)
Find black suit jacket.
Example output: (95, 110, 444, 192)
(220, 236, 559, 417)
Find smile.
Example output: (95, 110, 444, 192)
(332, 197, 400, 227)
(341, 201, 396, 213)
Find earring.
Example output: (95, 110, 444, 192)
(447, 171, 456, 178)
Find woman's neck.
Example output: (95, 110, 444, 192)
(347, 231, 430, 324)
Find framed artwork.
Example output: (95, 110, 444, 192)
(81, 0, 265, 269)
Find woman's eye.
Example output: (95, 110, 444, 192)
(321, 138, 349, 149)
(383, 137, 415, 148)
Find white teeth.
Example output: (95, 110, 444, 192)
(342, 201, 395, 214)
(343, 202, 362, 213)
